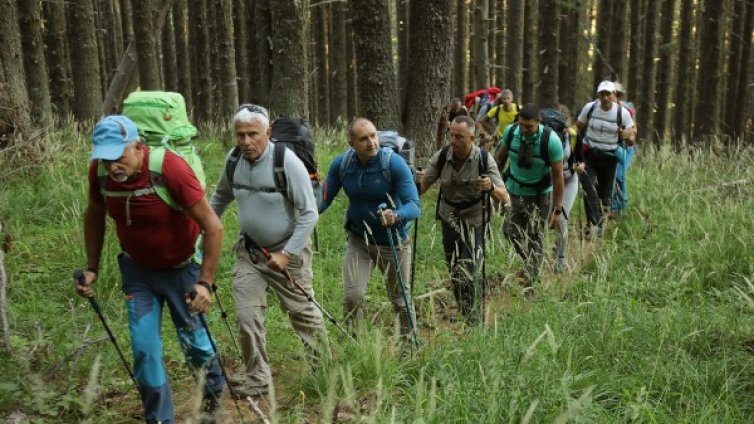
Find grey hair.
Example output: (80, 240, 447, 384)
(452, 115, 475, 135)
(233, 105, 270, 129)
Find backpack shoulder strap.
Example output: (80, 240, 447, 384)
(338, 148, 356, 182)
(380, 147, 394, 183)
(504, 123, 519, 149)
(616, 104, 623, 138)
(479, 148, 489, 175)
(539, 126, 552, 165)
(436, 145, 451, 174)
(225, 146, 242, 187)
(273, 142, 288, 195)
(586, 101, 598, 124)
(148, 147, 180, 210)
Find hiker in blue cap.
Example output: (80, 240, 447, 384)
(75, 115, 226, 423)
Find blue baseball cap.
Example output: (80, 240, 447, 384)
(91, 115, 139, 160)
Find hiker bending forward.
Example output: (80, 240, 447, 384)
(76, 116, 225, 423)
(417, 115, 509, 324)
(496, 104, 564, 290)
(210, 104, 326, 399)
(319, 117, 421, 338)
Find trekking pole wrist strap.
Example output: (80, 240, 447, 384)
(197, 280, 213, 293)
(86, 267, 98, 275)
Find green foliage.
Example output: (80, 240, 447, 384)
(1, 127, 754, 422)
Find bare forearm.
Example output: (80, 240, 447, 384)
(198, 222, 222, 284)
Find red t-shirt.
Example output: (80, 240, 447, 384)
(88, 146, 205, 269)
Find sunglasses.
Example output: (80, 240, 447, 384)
(237, 103, 268, 118)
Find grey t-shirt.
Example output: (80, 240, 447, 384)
(578, 100, 634, 150)
(210, 142, 318, 254)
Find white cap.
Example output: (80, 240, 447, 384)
(614, 82, 626, 94)
(596, 81, 616, 93)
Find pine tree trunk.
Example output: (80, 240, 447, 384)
(506, 0, 524, 99)
(637, 0, 659, 141)
(522, 0, 538, 103)
(43, 0, 71, 119)
(654, 0, 677, 142)
(452, 0, 468, 98)
(330, 1, 348, 124)
(250, 0, 273, 106)
(0, 0, 30, 137)
(694, 0, 725, 140)
(233, 0, 250, 103)
(673, 0, 696, 148)
(495, 0, 506, 89)
(18, 0, 53, 127)
(473, 0, 490, 89)
(558, 0, 581, 109)
(93, 1, 110, 98)
(537, 0, 559, 106)
(214, 0, 238, 118)
(189, 0, 212, 122)
(120, 0, 139, 91)
(173, 0, 192, 112)
(132, 0, 161, 89)
(313, 4, 330, 126)
(351, 0, 401, 130)
(398, 0, 410, 111)
(346, 4, 358, 118)
(269, 0, 308, 117)
(98, 0, 123, 85)
(627, 0, 645, 95)
(161, 9, 178, 92)
(593, 0, 612, 88)
(734, 1, 754, 138)
(488, 0, 497, 86)
(608, 0, 629, 82)
(723, 0, 746, 136)
(404, 0, 452, 157)
(67, 0, 103, 121)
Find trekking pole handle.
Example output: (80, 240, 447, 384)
(73, 269, 101, 313)
(378, 203, 389, 226)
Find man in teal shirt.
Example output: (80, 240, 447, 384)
(496, 103, 564, 293)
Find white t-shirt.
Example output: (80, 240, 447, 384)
(577, 100, 634, 150)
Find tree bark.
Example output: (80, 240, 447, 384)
(654, 0, 677, 142)
(472, 0, 490, 89)
(627, 0, 645, 95)
(43, 0, 71, 119)
(506, 0, 524, 100)
(488, 0, 497, 86)
(269, 0, 308, 117)
(18, 0, 53, 127)
(558, 0, 581, 109)
(313, 3, 330, 126)
(173, 0, 192, 112)
(0, 0, 30, 137)
(351, 0, 401, 130)
(723, 0, 746, 136)
(608, 0, 629, 82)
(403, 0, 452, 158)
(398, 0, 410, 111)
(250, 0, 273, 106)
(495, 0, 506, 89)
(329, 1, 348, 124)
(214, 0, 238, 118)
(537, 0, 559, 106)
(102, 0, 174, 115)
(346, 4, 358, 118)
(67, 0, 103, 121)
(452, 0, 468, 98)
(233, 0, 250, 103)
(161, 8, 178, 92)
(694, 0, 725, 140)
(522, 0, 538, 103)
(593, 0, 612, 88)
(734, 1, 754, 138)
(673, 0, 695, 148)
(97, 0, 123, 85)
(132, 0, 162, 89)
(637, 0, 658, 141)
(189, 0, 212, 121)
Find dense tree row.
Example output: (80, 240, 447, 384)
(1, 0, 753, 153)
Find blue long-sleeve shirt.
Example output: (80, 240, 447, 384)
(320, 148, 421, 245)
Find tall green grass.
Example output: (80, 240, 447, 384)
(1, 127, 753, 423)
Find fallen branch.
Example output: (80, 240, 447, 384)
(691, 179, 750, 192)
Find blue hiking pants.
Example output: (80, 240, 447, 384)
(118, 253, 225, 424)
(611, 146, 635, 212)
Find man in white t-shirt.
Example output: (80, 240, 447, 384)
(575, 81, 635, 235)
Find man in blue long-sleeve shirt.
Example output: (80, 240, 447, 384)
(320, 117, 421, 338)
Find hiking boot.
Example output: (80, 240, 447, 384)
(199, 391, 223, 424)
(232, 384, 269, 400)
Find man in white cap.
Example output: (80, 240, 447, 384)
(574, 81, 635, 236)
(75, 115, 226, 423)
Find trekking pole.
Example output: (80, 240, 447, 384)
(208, 282, 242, 361)
(246, 240, 357, 344)
(188, 291, 269, 424)
(481, 191, 489, 323)
(410, 166, 423, 298)
(313, 227, 320, 252)
(73, 269, 140, 392)
(378, 204, 420, 348)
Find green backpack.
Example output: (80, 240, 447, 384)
(119, 91, 206, 209)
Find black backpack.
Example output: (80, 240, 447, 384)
(225, 117, 323, 206)
(502, 122, 554, 193)
(540, 107, 574, 175)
